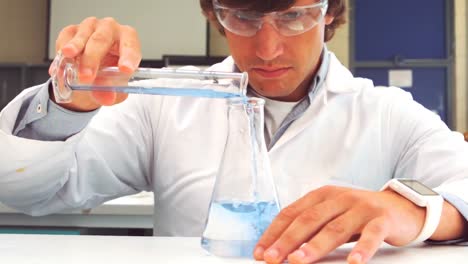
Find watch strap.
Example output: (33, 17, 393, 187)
(411, 195, 444, 243)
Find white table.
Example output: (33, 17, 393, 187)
(0, 235, 466, 263)
(0, 192, 154, 229)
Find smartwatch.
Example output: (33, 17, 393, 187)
(380, 178, 444, 244)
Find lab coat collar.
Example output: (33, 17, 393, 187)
(323, 52, 372, 94)
(210, 53, 375, 152)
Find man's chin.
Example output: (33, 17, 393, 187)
(250, 87, 291, 99)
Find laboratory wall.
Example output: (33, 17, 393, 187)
(0, 0, 466, 131)
(0, 0, 47, 63)
(455, 0, 467, 132)
(48, 0, 207, 60)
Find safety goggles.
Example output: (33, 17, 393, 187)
(212, 0, 328, 37)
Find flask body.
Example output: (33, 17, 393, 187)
(201, 97, 280, 258)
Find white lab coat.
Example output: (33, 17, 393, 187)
(1, 53, 467, 236)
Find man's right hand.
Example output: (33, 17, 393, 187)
(50, 17, 142, 112)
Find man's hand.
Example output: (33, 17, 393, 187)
(253, 185, 454, 264)
(50, 17, 142, 111)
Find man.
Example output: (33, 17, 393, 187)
(0, 0, 467, 263)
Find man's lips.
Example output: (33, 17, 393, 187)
(251, 67, 291, 78)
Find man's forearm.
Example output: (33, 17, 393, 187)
(430, 201, 467, 241)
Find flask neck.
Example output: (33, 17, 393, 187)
(227, 97, 266, 144)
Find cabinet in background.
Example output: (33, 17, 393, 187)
(0, 64, 49, 111)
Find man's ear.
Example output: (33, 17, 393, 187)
(202, 10, 226, 36)
(324, 15, 335, 25)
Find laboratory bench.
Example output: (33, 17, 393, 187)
(0, 235, 465, 263)
(0, 192, 154, 235)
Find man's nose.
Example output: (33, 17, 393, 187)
(254, 22, 284, 61)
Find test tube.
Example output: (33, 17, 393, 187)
(51, 53, 248, 104)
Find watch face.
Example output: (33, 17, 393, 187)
(399, 179, 439, 195)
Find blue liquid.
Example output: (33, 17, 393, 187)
(71, 85, 242, 98)
(201, 201, 279, 258)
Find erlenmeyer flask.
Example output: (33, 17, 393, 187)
(201, 97, 280, 258)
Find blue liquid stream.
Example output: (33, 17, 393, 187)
(71, 85, 242, 98)
(201, 201, 280, 258)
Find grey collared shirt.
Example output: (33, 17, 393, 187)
(13, 79, 99, 141)
(248, 46, 330, 149)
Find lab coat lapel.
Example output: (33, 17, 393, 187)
(268, 53, 365, 152)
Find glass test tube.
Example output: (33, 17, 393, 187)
(51, 53, 248, 104)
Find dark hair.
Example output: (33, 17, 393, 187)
(199, 0, 346, 41)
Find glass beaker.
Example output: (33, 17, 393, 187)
(201, 97, 280, 258)
(50, 53, 248, 103)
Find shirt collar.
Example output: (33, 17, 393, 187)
(310, 45, 330, 98)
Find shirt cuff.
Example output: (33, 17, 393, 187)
(425, 192, 468, 246)
(14, 80, 99, 141)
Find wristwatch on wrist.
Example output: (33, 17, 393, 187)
(380, 178, 444, 244)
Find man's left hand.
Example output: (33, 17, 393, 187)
(253, 185, 427, 264)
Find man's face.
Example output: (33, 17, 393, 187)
(223, 0, 334, 101)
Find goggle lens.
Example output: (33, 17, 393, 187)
(213, 0, 328, 37)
